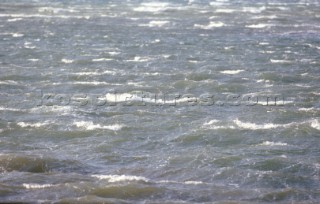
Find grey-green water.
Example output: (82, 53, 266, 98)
(0, 0, 320, 203)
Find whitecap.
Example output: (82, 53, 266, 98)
(12, 33, 24, 38)
(29, 106, 73, 114)
(220, 70, 244, 75)
(28, 59, 40, 62)
(242, 6, 266, 13)
(203, 120, 220, 126)
(17, 121, 49, 128)
(258, 141, 288, 146)
(92, 58, 113, 62)
(246, 24, 269, 28)
(92, 175, 148, 182)
(194, 21, 225, 29)
(125, 56, 151, 62)
(72, 81, 111, 85)
(270, 59, 293, 64)
(184, 181, 203, 185)
(202, 120, 236, 130)
(107, 51, 120, 56)
(0, 80, 20, 85)
(24, 42, 36, 49)
(73, 121, 123, 131)
(7, 18, 23, 22)
(23, 183, 55, 189)
(298, 107, 317, 112)
(310, 119, 320, 130)
(133, 2, 171, 13)
(233, 119, 294, 130)
(0, 106, 24, 112)
(139, 20, 170, 27)
(215, 9, 235, 13)
(61, 59, 74, 64)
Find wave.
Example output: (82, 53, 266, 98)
(92, 175, 149, 183)
(92, 174, 205, 185)
(0, 106, 24, 112)
(203, 119, 320, 131)
(270, 59, 294, 64)
(246, 24, 270, 28)
(23, 183, 55, 189)
(133, 2, 171, 13)
(105, 93, 197, 105)
(125, 56, 153, 62)
(92, 58, 113, 62)
(139, 20, 170, 27)
(73, 121, 124, 131)
(17, 121, 49, 128)
(61, 59, 74, 64)
(233, 119, 293, 130)
(220, 70, 244, 75)
(194, 21, 225, 29)
(258, 141, 288, 146)
(311, 119, 320, 130)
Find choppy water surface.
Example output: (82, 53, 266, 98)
(1, 0, 320, 203)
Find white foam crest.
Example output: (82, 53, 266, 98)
(139, 20, 170, 27)
(72, 72, 100, 76)
(143, 72, 161, 76)
(158, 179, 206, 185)
(270, 59, 293, 64)
(38, 7, 78, 14)
(29, 106, 73, 114)
(61, 59, 74, 64)
(184, 181, 204, 185)
(220, 70, 244, 75)
(258, 141, 288, 146)
(0, 106, 23, 112)
(92, 58, 113, 62)
(28, 59, 40, 62)
(0, 13, 89, 19)
(246, 24, 270, 28)
(252, 15, 278, 20)
(194, 21, 225, 29)
(8, 18, 23, 22)
(256, 100, 293, 106)
(23, 183, 55, 189)
(92, 175, 205, 185)
(203, 120, 220, 126)
(12, 33, 24, 38)
(310, 119, 320, 130)
(125, 56, 152, 62)
(0, 80, 20, 85)
(17, 121, 49, 128)
(233, 119, 294, 130)
(72, 81, 111, 85)
(242, 6, 266, 13)
(92, 175, 148, 182)
(24, 42, 36, 49)
(72, 70, 116, 76)
(133, 2, 171, 13)
(73, 121, 123, 131)
(215, 9, 235, 13)
(298, 107, 318, 112)
(108, 51, 120, 56)
(127, 82, 146, 87)
(202, 120, 236, 130)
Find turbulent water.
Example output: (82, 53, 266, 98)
(0, 0, 320, 203)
